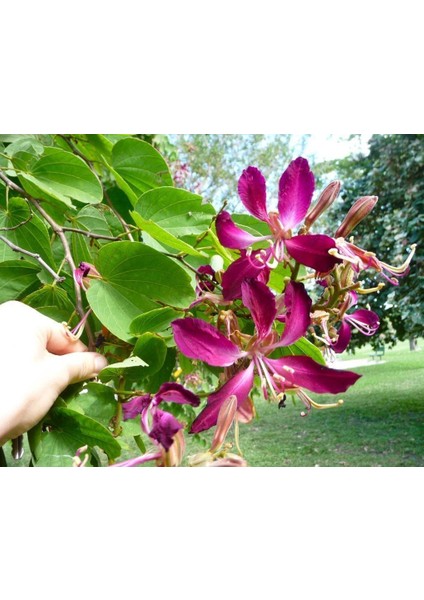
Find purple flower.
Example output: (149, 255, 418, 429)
(123, 382, 200, 451)
(333, 239, 417, 285)
(73, 261, 101, 290)
(215, 159, 341, 295)
(172, 278, 360, 433)
(221, 248, 272, 300)
(331, 293, 380, 353)
(284, 234, 342, 274)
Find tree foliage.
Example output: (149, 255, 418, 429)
(169, 134, 310, 209)
(320, 135, 423, 346)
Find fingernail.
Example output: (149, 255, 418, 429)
(94, 354, 108, 373)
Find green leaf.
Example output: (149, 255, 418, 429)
(112, 138, 173, 197)
(141, 347, 177, 393)
(273, 336, 327, 365)
(71, 231, 93, 266)
(134, 187, 215, 236)
(106, 163, 139, 205)
(67, 383, 117, 428)
(268, 262, 292, 293)
(133, 333, 167, 376)
(99, 356, 149, 383)
(131, 210, 206, 257)
(36, 407, 121, 466)
(232, 213, 271, 237)
(0, 197, 56, 267)
(65, 134, 114, 164)
(86, 241, 195, 341)
(129, 307, 180, 336)
(19, 147, 103, 206)
(0, 260, 40, 302)
(18, 173, 75, 207)
(74, 205, 114, 238)
(23, 284, 75, 323)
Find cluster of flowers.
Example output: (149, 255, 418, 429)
(74, 157, 415, 466)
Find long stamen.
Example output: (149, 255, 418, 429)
(357, 283, 385, 294)
(252, 355, 269, 398)
(63, 308, 92, 341)
(309, 398, 344, 409)
(380, 243, 417, 274)
(297, 386, 344, 414)
(329, 247, 361, 267)
(345, 315, 379, 336)
(256, 355, 280, 400)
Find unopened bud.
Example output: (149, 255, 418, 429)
(163, 429, 185, 467)
(210, 394, 238, 452)
(304, 180, 341, 229)
(335, 195, 378, 238)
(207, 453, 248, 467)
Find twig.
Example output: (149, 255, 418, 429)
(0, 202, 33, 230)
(163, 252, 200, 274)
(103, 188, 135, 241)
(0, 235, 65, 282)
(61, 226, 121, 241)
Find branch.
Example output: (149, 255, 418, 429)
(56, 136, 135, 242)
(61, 226, 121, 241)
(0, 235, 65, 283)
(0, 168, 94, 346)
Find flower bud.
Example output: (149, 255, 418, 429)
(210, 394, 238, 452)
(335, 195, 378, 238)
(304, 180, 341, 229)
(207, 453, 248, 467)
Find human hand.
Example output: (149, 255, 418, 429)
(0, 301, 107, 446)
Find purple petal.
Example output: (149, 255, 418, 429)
(196, 265, 216, 293)
(241, 278, 276, 340)
(238, 166, 269, 222)
(190, 362, 255, 433)
(221, 249, 271, 300)
(149, 409, 183, 451)
(264, 355, 361, 394)
(277, 281, 312, 346)
(155, 382, 200, 406)
(216, 211, 266, 249)
(345, 309, 380, 336)
(172, 318, 246, 367)
(285, 234, 341, 273)
(122, 394, 151, 420)
(278, 157, 315, 230)
(197, 265, 215, 277)
(332, 321, 352, 353)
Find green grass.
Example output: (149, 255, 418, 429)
(184, 340, 424, 467)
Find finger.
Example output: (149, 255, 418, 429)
(0, 300, 87, 354)
(52, 352, 108, 388)
(45, 320, 88, 355)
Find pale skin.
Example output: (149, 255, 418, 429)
(0, 301, 108, 446)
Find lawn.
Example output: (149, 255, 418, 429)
(184, 340, 424, 467)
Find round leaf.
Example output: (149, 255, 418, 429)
(112, 138, 173, 197)
(86, 241, 195, 341)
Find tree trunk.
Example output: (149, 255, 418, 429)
(409, 336, 417, 351)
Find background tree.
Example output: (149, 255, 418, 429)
(169, 134, 310, 209)
(321, 134, 423, 349)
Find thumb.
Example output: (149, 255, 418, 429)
(53, 352, 108, 387)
